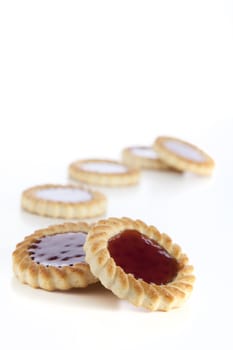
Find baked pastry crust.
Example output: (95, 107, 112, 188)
(12, 222, 98, 290)
(69, 159, 140, 186)
(21, 184, 107, 219)
(154, 136, 215, 175)
(84, 217, 195, 311)
(122, 146, 175, 170)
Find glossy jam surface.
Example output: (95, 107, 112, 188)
(80, 161, 128, 174)
(28, 232, 87, 267)
(164, 140, 205, 162)
(108, 230, 179, 285)
(36, 187, 92, 203)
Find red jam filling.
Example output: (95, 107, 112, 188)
(108, 230, 179, 285)
(28, 232, 87, 267)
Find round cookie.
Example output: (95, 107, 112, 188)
(84, 217, 195, 311)
(69, 159, 140, 186)
(12, 222, 98, 290)
(21, 184, 107, 219)
(154, 136, 215, 175)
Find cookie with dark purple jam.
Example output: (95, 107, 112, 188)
(12, 222, 98, 291)
(84, 217, 195, 311)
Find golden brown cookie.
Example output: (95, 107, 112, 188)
(12, 222, 98, 290)
(84, 217, 195, 311)
(154, 136, 215, 175)
(21, 184, 107, 219)
(122, 145, 174, 170)
(69, 159, 140, 186)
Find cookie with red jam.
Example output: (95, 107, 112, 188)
(69, 159, 140, 186)
(13, 222, 98, 290)
(21, 184, 107, 219)
(154, 136, 215, 175)
(84, 217, 195, 311)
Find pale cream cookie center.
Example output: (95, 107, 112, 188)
(79, 162, 128, 173)
(36, 188, 93, 203)
(130, 147, 157, 159)
(163, 140, 206, 162)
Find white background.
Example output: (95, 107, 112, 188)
(0, 1, 233, 349)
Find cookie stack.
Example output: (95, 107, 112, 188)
(122, 136, 215, 175)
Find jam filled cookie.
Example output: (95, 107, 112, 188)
(122, 145, 174, 170)
(12, 222, 98, 290)
(84, 217, 195, 311)
(21, 184, 107, 219)
(69, 159, 140, 186)
(154, 136, 215, 175)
